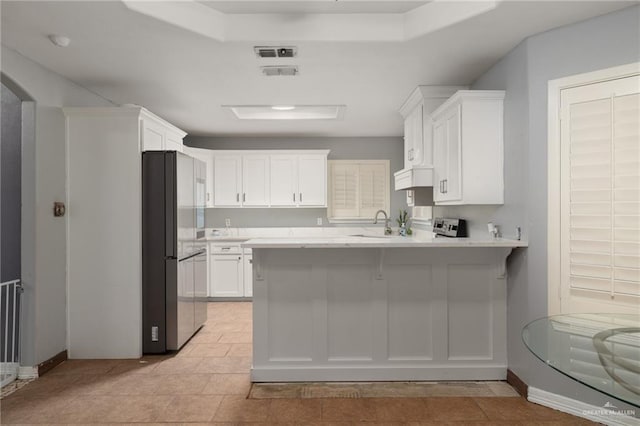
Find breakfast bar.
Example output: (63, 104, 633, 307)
(243, 236, 526, 382)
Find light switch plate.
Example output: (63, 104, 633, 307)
(225, 218, 231, 227)
(317, 218, 323, 226)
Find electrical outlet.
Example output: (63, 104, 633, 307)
(317, 217, 323, 226)
(151, 326, 159, 342)
(225, 218, 231, 227)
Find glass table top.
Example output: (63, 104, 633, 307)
(523, 313, 640, 408)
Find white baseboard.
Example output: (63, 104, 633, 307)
(17, 366, 38, 380)
(528, 386, 639, 426)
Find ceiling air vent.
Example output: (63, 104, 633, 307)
(254, 46, 297, 58)
(261, 65, 299, 77)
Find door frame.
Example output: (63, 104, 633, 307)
(547, 62, 640, 315)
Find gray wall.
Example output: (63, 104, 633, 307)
(186, 136, 408, 228)
(438, 5, 639, 412)
(1, 83, 22, 282)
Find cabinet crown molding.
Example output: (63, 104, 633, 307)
(430, 90, 505, 120)
(399, 85, 467, 118)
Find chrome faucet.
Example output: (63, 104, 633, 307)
(374, 210, 393, 235)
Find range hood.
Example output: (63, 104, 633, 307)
(394, 166, 434, 188)
(394, 85, 466, 190)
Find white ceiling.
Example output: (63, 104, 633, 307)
(0, 1, 634, 137)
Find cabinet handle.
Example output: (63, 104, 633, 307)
(444, 179, 448, 194)
(249, 259, 253, 264)
(293, 193, 296, 202)
(238, 257, 242, 260)
(300, 193, 303, 203)
(439, 180, 443, 193)
(243, 193, 246, 202)
(206, 193, 210, 202)
(236, 193, 239, 202)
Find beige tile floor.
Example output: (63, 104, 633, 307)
(0, 302, 594, 424)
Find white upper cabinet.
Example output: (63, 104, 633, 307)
(404, 104, 424, 167)
(431, 90, 505, 205)
(182, 146, 215, 207)
(140, 111, 186, 152)
(242, 155, 270, 206)
(297, 155, 327, 206)
(214, 155, 242, 206)
(395, 86, 466, 190)
(270, 155, 298, 206)
(213, 150, 329, 208)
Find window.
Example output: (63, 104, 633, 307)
(328, 160, 390, 222)
(549, 66, 639, 314)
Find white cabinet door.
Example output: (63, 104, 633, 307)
(214, 155, 242, 206)
(210, 254, 244, 297)
(242, 155, 270, 206)
(298, 155, 327, 206)
(202, 152, 215, 208)
(403, 113, 413, 169)
(405, 105, 423, 167)
(243, 252, 253, 297)
(270, 155, 298, 206)
(432, 107, 462, 203)
(443, 106, 462, 202)
(141, 120, 164, 151)
(183, 147, 214, 207)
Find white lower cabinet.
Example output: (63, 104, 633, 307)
(208, 243, 252, 298)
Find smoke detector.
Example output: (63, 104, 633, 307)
(254, 46, 297, 58)
(261, 65, 299, 77)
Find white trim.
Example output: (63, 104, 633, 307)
(326, 218, 386, 225)
(528, 386, 639, 426)
(17, 366, 38, 380)
(547, 62, 640, 316)
(252, 365, 507, 382)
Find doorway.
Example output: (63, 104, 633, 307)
(1, 82, 23, 386)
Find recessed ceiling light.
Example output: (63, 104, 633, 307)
(223, 105, 346, 120)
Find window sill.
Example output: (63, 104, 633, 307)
(327, 217, 378, 224)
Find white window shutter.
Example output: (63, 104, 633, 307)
(359, 164, 388, 218)
(562, 75, 640, 312)
(329, 163, 359, 218)
(328, 160, 390, 222)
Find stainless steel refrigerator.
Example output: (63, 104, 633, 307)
(142, 151, 207, 354)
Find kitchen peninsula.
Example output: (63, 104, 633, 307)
(244, 235, 526, 382)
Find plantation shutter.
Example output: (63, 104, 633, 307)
(560, 75, 640, 312)
(328, 160, 389, 221)
(329, 163, 359, 218)
(359, 164, 388, 218)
